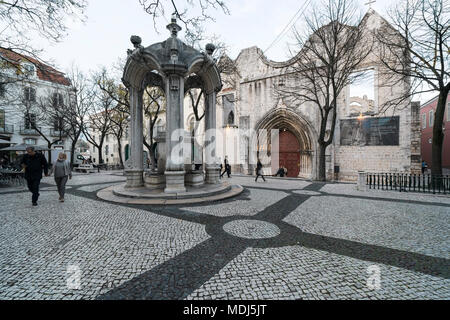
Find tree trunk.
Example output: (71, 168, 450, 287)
(117, 138, 124, 168)
(47, 143, 52, 166)
(70, 131, 81, 168)
(70, 142, 76, 168)
(149, 144, 156, 171)
(98, 144, 103, 165)
(318, 143, 327, 181)
(143, 139, 155, 170)
(431, 88, 449, 176)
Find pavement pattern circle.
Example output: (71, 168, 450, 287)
(292, 190, 321, 196)
(223, 219, 281, 239)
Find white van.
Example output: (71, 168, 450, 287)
(73, 153, 86, 167)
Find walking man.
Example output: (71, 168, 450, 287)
(21, 146, 49, 206)
(50, 153, 72, 202)
(220, 156, 230, 178)
(255, 159, 266, 182)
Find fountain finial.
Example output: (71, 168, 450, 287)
(167, 12, 182, 37)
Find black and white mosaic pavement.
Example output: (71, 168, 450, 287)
(0, 172, 449, 300)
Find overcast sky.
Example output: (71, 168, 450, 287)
(39, 0, 393, 72)
(35, 0, 434, 102)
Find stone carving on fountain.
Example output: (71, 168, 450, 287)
(108, 15, 242, 203)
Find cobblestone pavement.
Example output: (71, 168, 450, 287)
(0, 173, 449, 300)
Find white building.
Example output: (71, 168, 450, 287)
(0, 47, 74, 164)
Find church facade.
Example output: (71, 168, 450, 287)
(208, 9, 421, 181)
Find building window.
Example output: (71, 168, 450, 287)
(422, 113, 427, 129)
(23, 64, 35, 76)
(222, 93, 235, 127)
(349, 69, 375, 116)
(24, 138, 36, 145)
(429, 110, 434, 127)
(0, 109, 4, 128)
(23, 87, 36, 102)
(228, 111, 235, 125)
(52, 93, 64, 108)
(53, 117, 63, 131)
(24, 113, 36, 129)
(105, 145, 109, 155)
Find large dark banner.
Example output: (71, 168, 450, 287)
(340, 116, 400, 146)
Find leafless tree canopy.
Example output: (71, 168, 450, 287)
(0, 0, 87, 50)
(376, 0, 449, 96)
(93, 66, 166, 168)
(64, 65, 94, 166)
(0, 1, 87, 95)
(278, 0, 371, 180)
(139, 0, 229, 43)
(375, 0, 449, 175)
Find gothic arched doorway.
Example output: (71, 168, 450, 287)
(279, 130, 300, 177)
(255, 107, 317, 179)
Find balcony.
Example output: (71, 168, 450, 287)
(0, 124, 14, 134)
(50, 129, 67, 137)
(20, 126, 41, 135)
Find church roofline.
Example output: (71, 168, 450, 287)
(233, 8, 393, 70)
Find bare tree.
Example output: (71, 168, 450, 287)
(217, 52, 240, 89)
(139, 0, 229, 43)
(64, 66, 93, 167)
(83, 73, 115, 165)
(143, 86, 165, 170)
(375, 0, 449, 175)
(277, 0, 372, 181)
(187, 89, 205, 121)
(95, 65, 166, 169)
(185, 36, 236, 122)
(21, 88, 71, 165)
(108, 104, 128, 168)
(94, 67, 129, 167)
(0, 0, 87, 46)
(0, 0, 87, 86)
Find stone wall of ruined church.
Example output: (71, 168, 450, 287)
(334, 103, 416, 181)
(216, 9, 420, 181)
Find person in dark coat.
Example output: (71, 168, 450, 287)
(21, 146, 49, 206)
(275, 167, 285, 177)
(255, 159, 266, 182)
(220, 156, 230, 178)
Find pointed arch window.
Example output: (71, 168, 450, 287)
(227, 111, 234, 125)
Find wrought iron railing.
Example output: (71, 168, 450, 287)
(366, 172, 449, 195)
(50, 129, 67, 137)
(20, 125, 41, 135)
(0, 124, 14, 134)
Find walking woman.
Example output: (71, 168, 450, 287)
(255, 159, 266, 182)
(50, 153, 72, 202)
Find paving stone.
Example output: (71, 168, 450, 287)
(0, 173, 448, 300)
